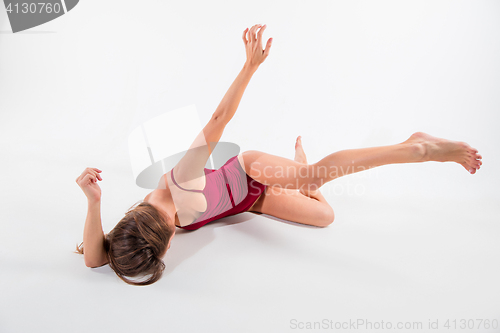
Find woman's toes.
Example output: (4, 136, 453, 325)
(467, 163, 477, 174)
(469, 161, 481, 173)
(469, 159, 479, 168)
(462, 161, 475, 174)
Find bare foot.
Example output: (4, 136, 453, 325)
(406, 132, 482, 174)
(294, 136, 307, 164)
(294, 136, 322, 194)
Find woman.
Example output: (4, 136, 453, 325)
(75, 24, 482, 285)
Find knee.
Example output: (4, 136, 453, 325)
(298, 165, 324, 190)
(316, 205, 335, 227)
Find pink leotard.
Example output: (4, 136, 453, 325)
(170, 155, 268, 231)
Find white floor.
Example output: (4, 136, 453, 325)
(1, 1, 500, 332)
(1, 145, 499, 332)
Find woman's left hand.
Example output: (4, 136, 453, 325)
(243, 24, 272, 68)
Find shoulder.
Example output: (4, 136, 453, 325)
(152, 173, 170, 191)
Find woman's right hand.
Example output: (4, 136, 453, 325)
(76, 167, 102, 203)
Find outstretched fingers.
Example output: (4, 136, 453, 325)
(257, 24, 266, 44)
(249, 24, 260, 42)
(246, 24, 263, 44)
(263, 37, 272, 58)
(242, 24, 272, 66)
(242, 27, 249, 45)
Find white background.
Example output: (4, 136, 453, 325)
(1, 0, 499, 332)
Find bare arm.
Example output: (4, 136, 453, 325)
(212, 24, 272, 125)
(83, 200, 108, 268)
(173, 64, 258, 184)
(172, 24, 272, 185)
(211, 64, 258, 134)
(76, 167, 108, 268)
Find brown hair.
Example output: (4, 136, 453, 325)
(75, 201, 174, 286)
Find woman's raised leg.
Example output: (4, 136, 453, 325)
(247, 136, 335, 227)
(239, 132, 482, 191)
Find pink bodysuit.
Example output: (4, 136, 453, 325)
(170, 155, 268, 230)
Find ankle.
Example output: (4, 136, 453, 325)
(407, 142, 427, 161)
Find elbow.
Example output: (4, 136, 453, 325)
(84, 257, 107, 268)
(85, 262, 105, 268)
(84, 259, 97, 268)
(212, 110, 227, 123)
(83, 254, 93, 267)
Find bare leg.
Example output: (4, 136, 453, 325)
(240, 132, 482, 190)
(247, 136, 335, 226)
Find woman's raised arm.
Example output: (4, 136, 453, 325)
(75, 168, 108, 268)
(172, 24, 272, 185)
(210, 24, 272, 127)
